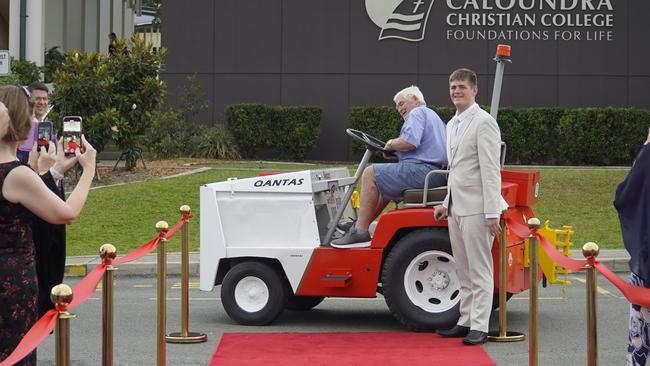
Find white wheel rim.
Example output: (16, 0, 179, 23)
(403, 250, 460, 313)
(234, 276, 269, 313)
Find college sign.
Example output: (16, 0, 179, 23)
(366, 0, 615, 42)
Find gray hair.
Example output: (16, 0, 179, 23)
(393, 85, 426, 105)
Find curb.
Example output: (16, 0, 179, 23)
(64, 261, 200, 278)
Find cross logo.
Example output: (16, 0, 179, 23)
(365, 0, 435, 42)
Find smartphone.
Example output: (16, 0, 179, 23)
(62, 116, 83, 156)
(37, 121, 53, 152)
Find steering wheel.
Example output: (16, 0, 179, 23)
(346, 128, 391, 153)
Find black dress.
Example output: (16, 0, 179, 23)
(0, 161, 37, 365)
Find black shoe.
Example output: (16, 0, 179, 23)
(462, 330, 488, 345)
(436, 325, 470, 338)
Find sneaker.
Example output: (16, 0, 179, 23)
(331, 226, 371, 248)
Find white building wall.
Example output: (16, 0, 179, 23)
(5, 0, 136, 66)
(64, 0, 84, 51)
(83, 0, 97, 51)
(98, 0, 111, 54)
(8, 0, 20, 59)
(25, 0, 43, 65)
(45, 0, 64, 55)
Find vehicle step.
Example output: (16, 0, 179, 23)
(320, 274, 352, 288)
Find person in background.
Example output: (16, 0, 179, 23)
(434, 68, 505, 345)
(614, 126, 650, 366)
(108, 32, 117, 56)
(18, 82, 74, 318)
(27, 136, 78, 317)
(331, 85, 447, 248)
(0, 85, 96, 365)
(16, 82, 53, 164)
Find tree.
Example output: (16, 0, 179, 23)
(51, 36, 167, 170)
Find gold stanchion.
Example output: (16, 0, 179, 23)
(583, 242, 600, 366)
(166, 205, 207, 344)
(488, 217, 525, 342)
(101, 244, 117, 366)
(528, 217, 541, 366)
(51, 284, 75, 366)
(156, 221, 169, 366)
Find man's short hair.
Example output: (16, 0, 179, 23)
(449, 68, 477, 87)
(28, 81, 49, 94)
(394, 85, 426, 105)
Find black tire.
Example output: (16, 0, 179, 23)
(221, 261, 287, 325)
(285, 294, 325, 311)
(382, 228, 460, 331)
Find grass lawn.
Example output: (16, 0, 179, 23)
(66, 162, 630, 256)
(516, 167, 628, 249)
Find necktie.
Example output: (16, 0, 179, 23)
(451, 117, 461, 147)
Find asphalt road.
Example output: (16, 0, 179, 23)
(34, 272, 631, 365)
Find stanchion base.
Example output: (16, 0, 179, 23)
(487, 331, 526, 343)
(166, 331, 208, 344)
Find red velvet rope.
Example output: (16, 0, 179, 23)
(0, 215, 190, 366)
(594, 261, 650, 307)
(504, 216, 650, 307)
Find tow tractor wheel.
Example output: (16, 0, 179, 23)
(221, 261, 287, 326)
(382, 228, 460, 331)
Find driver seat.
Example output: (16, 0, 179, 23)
(401, 142, 507, 207)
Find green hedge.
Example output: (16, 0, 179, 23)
(226, 104, 322, 161)
(349, 106, 650, 165)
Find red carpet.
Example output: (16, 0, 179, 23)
(209, 332, 497, 365)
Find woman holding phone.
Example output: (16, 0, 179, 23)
(0, 85, 96, 365)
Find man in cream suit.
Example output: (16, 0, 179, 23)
(434, 68, 503, 345)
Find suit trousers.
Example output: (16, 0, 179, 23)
(448, 212, 495, 333)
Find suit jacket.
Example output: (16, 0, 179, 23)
(443, 105, 503, 217)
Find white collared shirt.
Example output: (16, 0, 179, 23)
(451, 102, 479, 147)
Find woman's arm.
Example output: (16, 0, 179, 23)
(3, 136, 96, 225)
(3, 166, 78, 224)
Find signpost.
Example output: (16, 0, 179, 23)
(0, 50, 10, 76)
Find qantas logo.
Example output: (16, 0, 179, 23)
(254, 178, 305, 187)
(365, 0, 435, 42)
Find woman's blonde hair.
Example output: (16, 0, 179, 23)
(0, 86, 33, 142)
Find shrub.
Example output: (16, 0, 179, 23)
(190, 124, 241, 159)
(51, 37, 167, 169)
(10, 57, 41, 85)
(144, 111, 240, 160)
(226, 104, 322, 161)
(50, 52, 112, 144)
(276, 106, 322, 160)
(349, 105, 650, 165)
(497, 108, 565, 164)
(44, 46, 67, 83)
(556, 108, 650, 165)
